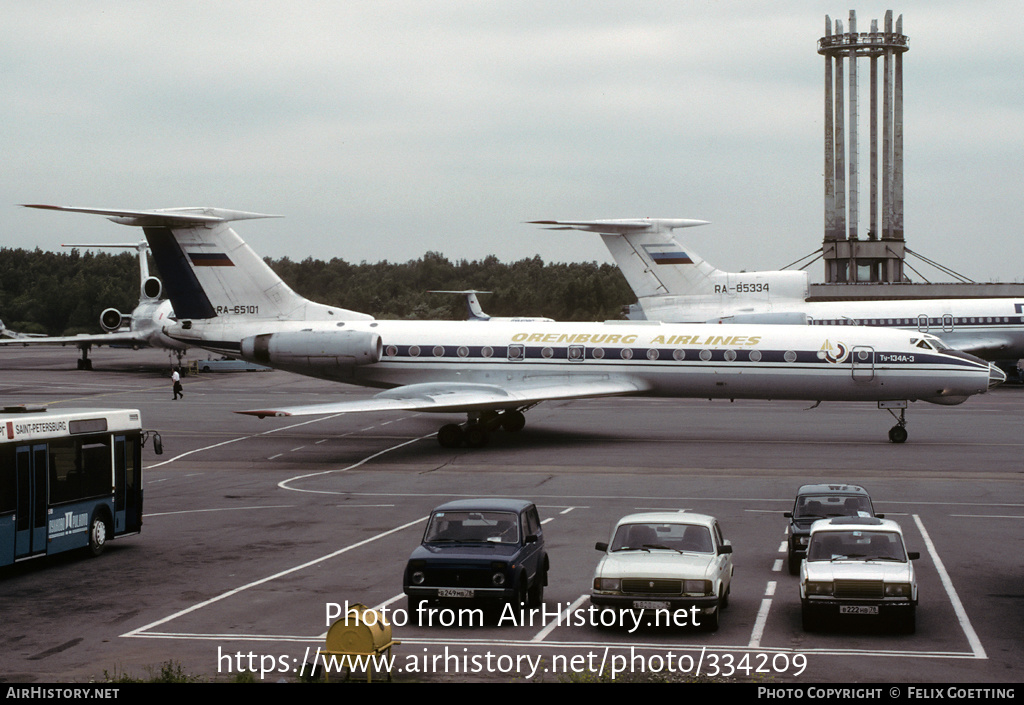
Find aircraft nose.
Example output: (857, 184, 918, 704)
(988, 363, 1007, 389)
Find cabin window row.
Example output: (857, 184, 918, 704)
(813, 316, 1016, 327)
(382, 345, 805, 364)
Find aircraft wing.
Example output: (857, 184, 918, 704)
(236, 376, 650, 418)
(0, 330, 150, 348)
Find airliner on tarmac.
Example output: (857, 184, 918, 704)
(0, 235, 187, 368)
(534, 219, 1024, 367)
(22, 205, 1004, 446)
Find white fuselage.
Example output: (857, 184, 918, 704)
(128, 299, 187, 351)
(165, 318, 996, 406)
(642, 295, 1024, 361)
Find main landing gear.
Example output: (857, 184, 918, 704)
(436, 409, 528, 449)
(76, 344, 93, 370)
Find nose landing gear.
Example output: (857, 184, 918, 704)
(881, 402, 909, 443)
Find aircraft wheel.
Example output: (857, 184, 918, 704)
(437, 424, 464, 448)
(888, 426, 908, 444)
(464, 424, 489, 448)
(500, 411, 526, 432)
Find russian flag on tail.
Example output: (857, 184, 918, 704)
(643, 244, 693, 265)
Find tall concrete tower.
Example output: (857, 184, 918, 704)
(819, 10, 908, 283)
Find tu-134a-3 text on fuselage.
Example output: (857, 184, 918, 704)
(23, 205, 1005, 446)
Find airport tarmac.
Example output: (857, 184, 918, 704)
(1, 347, 1022, 683)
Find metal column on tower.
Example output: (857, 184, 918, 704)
(818, 10, 909, 283)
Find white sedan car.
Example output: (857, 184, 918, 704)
(800, 516, 919, 633)
(591, 512, 734, 631)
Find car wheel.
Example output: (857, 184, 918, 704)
(703, 604, 720, 632)
(88, 514, 108, 557)
(528, 568, 545, 607)
(788, 552, 801, 576)
(801, 603, 816, 632)
(517, 577, 528, 607)
(901, 606, 916, 634)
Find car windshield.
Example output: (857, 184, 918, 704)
(795, 494, 871, 519)
(609, 522, 714, 553)
(807, 530, 907, 562)
(423, 511, 520, 544)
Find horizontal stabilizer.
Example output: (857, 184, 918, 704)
(530, 218, 709, 235)
(22, 204, 281, 228)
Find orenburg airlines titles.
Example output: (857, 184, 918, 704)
(509, 331, 762, 347)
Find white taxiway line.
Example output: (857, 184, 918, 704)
(913, 514, 987, 659)
(748, 581, 775, 648)
(277, 433, 436, 493)
(531, 595, 590, 643)
(145, 413, 353, 469)
(145, 505, 294, 518)
(121, 513, 429, 639)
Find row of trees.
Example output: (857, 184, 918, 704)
(0, 248, 636, 336)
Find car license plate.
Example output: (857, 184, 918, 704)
(634, 600, 670, 610)
(438, 588, 474, 598)
(840, 605, 879, 615)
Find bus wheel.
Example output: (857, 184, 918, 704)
(88, 515, 108, 557)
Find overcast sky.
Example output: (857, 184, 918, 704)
(3, 1, 1022, 284)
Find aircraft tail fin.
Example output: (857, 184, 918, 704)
(430, 290, 492, 320)
(61, 241, 161, 302)
(533, 219, 808, 312)
(24, 205, 372, 322)
(530, 218, 719, 298)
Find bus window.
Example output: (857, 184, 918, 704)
(47, 436, 113, 505)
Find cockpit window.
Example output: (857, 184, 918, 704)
(922, 334, 951, 351)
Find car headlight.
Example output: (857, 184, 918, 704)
(885, 583, 912, 597)
(593, 577, 620, 591)
(805, 581, 833, 596)
(411, 571, 425, 585)
(683, 580, 712, 595)
(492, 572, 506, 587)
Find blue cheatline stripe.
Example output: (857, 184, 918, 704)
(144, 227, 218, 320)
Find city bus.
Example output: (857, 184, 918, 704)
(0, 405, 161, 567)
